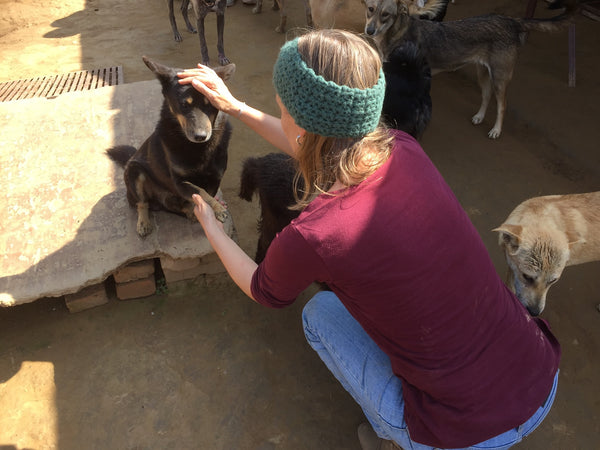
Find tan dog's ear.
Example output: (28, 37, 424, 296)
(566, 231, 585, 248)
(492, 224, 523, 255)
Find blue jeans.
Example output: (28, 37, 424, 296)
(302, 291, 559, 450)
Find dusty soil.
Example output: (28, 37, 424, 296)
(1, 0, 599, 449)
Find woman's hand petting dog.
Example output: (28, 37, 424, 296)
(177, 64, 243, 117)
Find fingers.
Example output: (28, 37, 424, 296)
(192, 194, 209, 221)
(177, 65, 218, 85)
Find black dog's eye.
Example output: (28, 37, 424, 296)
(382, 12, 389, 20)
(522, 274, 535, 284)
(368, 6, 374, 13)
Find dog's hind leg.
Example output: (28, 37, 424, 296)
(303, 0, 313, 27)
(471, 64, 493, 129)
(216, 7, 231, 65)
(180, 0, 197, 35)
(487, 59, 515, 139)
(169, 0, 183, 42)
(253, 0, 263, 15)
(195, 8, 211, 65)
(274, 0, 287, 33)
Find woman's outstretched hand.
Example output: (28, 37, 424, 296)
(177, 64, 243, 116)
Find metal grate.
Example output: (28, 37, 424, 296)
(0, 66, 124, 102)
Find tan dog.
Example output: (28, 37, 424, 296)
(494, 192, 600, 316)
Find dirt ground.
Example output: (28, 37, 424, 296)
(1, 0, 599, 449)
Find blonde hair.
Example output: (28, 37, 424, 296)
(291, 29, 393, 209)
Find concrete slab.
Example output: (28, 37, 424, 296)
(0, 81, 235, 306)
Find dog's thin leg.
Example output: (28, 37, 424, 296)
(275, 0, 286, 33)
(169, 0, 183, 42)
(472, 64, 492, 127)
(196, 12, 210, 65)
(303, 0, 313, 27)
(488, 62, 514, 140)
(216, 11, 230, 65)
(489, 82, 508, 139)
(181, 0, 197, 34)
(253, 0, 263, 14)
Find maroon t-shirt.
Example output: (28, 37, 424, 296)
(251, 130, 560, 448)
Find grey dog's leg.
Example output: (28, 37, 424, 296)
(472, 64, 492, 128)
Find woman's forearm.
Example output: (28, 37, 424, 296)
(230, 102, 294, 156)
(204, 222, 259, 302)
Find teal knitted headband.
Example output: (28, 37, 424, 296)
(272, 37, 386, 138)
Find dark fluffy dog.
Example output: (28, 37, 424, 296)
(239, 153, 302, 262)
(382, 41, 432, 139)
(107, 56, 234, 237)
(239, 42, 431, 261)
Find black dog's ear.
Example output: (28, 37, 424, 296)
(142, 55, 177, 81)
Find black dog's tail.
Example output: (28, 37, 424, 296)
(105, 145, 136, 168)
(382, 41, 432, 140)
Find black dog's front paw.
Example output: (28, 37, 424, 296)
(137, 218, 153, 237)
(214, 208, 229, 223)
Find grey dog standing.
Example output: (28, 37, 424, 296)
(363, 0, 577, 138)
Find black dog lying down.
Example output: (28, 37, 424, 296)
(107, 56, 234, 238)
(240, 42, 431, 261)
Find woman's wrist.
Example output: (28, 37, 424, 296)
(230, 101, 246, 119)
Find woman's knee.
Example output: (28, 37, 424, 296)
(302, 290, 340, 323)
(302, 290, 344, 343)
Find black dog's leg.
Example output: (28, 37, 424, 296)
(216, 9, 230, 65)
(196, 7, 211, 65)
(180, 0, 197, 34)
(169, 0, 183, 42)
(123, 162, 154, 238)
